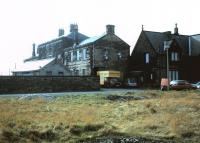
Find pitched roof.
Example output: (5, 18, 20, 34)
(190, 34, 200, 56)
(144, 31, 189, 53)
(12, 58, 55, 72)
(66, 32, 89, 42)
(78, 34, 106, 46)
(78, 33, 131, 48)
(172, 34, 189, 53)
(38, 32, 89, 47)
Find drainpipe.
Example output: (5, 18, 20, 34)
(93, 44, 95, 68)
(91, 44, 95, 75)
(189, 36, 192, 56)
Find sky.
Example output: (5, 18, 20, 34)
(0, 0, 200, 75)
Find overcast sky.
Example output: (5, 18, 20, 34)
(0, 0, 200, 75)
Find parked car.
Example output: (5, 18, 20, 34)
(169, 80, 196, 90)
(124, 78, 138, 88)
(192, 81, 200, 89)
(104, 77, 122, 87)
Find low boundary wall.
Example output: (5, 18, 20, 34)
(0, 76, 100, 94)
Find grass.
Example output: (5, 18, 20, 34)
(0, 90, 200, 142)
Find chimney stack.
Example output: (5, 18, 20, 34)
(32, 43, 36, 57)
(70, 24, 79, 44)
(106, 25, 115, 34)
(70, 24, 78, 33)
(174, 23, 179, 35)
(58, 29, 65, 37)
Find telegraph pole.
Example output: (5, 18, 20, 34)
(164, 40, 172, 91)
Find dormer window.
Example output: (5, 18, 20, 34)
(171, 52, 179, 61)
(145, 53, 149, 64)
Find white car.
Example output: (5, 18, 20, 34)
(192, 82, 200, 89)
(125, 78, 137, 87)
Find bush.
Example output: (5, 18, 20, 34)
(70, 124, 104, 135)
(1, 129, 19, 142)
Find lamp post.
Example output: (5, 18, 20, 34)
(164, 40, 172, 90)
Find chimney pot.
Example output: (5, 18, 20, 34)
(32, 43, 36, 57)
(174, 23, 179, 35)
(70, 24, 78, 33)
(58, 29, 65, 37)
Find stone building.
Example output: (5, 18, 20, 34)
(63, 25, 130, 76)
(25, 24, 89, 62)
(129, 24, 200, 87)
(13, 24, 130, 77)
(12, 58, 69, 76)
(13, 24, 88, 76)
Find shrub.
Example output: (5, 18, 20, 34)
(1, 129, 19, 142)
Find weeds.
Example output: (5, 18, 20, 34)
(70, 123, 104, 135)
(0, 90, 199, 142)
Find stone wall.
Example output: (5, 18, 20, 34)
(0, 76, 100, 94)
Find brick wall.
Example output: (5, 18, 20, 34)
(0, 76, 100, 94)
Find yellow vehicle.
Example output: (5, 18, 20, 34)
(97, 71, 122, 87)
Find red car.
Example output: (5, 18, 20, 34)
(169, 80, 196, 90)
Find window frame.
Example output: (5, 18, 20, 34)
(171, 51, 179, 61)
(144, 53, 150, 64)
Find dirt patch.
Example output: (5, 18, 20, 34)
(1, 129, 56, 143)
(105, 95, 148, 101)
(70, 124, 104, 135)
(80, 136, 177, 143)
(26, 129, 56, 142)
(1, 129, 20, 143)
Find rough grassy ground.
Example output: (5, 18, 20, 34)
(0, 90, 200, 143)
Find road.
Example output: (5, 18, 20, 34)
(0, 88, 141, 98)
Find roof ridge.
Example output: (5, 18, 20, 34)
(190, 34, 200, 36)
(144, 30, 190, 37)
(78, 33, 106, 46)
(143, 30, 163, 34)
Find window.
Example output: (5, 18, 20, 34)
(117, 52, 122, 60)
(57, 54, 62, 59)
(150, 74, 153, 80)
(75, 70, 79, 76)
(171, 52, 179, 61)
(79, 49, 82, 60)
(64, 59, 67, 65)
(73, 51, 76, 61)
(83, 49, 87, 60)
(145, 53, 149, 63)
(104, 50, 109, 60)
(82, 69, 86, 76)
(70, 51, 73, 62)
(169, 70, 179, 81)
(77, 50, 80, 61)
(46, 71, 52, 76)
(64, 51, 68, 57)
(58, 72, 64, 76)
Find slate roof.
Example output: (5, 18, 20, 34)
(66, 32, 89, 42)
(144, 31, 189, 54)
(38, 32, 89, 47)
(173, 34, 189, 54)
(78, 34, 106, 46)
(190, 34, 200, 56)
(13, 58, 55, 72)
